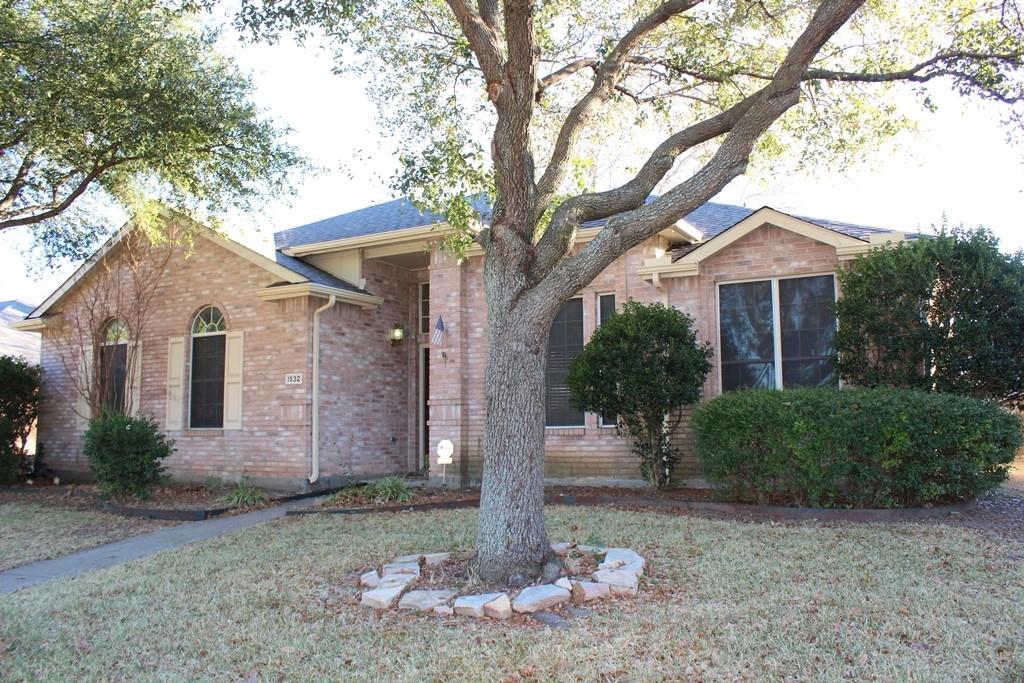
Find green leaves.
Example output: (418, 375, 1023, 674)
(567, 300, 712, 488)
(1, 0, 303, 261)
(834, 227, 1024, 408)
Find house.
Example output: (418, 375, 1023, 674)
(10, 199, 912, 490)
(1, 300, 40, 363)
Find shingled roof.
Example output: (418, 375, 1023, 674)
(274, 196, 897, 251)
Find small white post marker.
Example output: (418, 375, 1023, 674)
(436, 439, 454, 486)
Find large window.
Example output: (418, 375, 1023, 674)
(718, 274, 837, 392)
(546, 298, 585, 427)
(99, 319, 129, 413)
(190, 306, 227, 428)
(419, 282, 430, 334)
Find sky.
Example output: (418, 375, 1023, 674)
(2, 21, 1024, 306)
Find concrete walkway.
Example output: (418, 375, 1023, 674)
(0, 496, 325, 595)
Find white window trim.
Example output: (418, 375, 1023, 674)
(715, 271, 838, 395)
(545, 295, 586, 429)
(418, 282, 430, 335)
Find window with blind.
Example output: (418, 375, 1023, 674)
(99, 319, 129, 413)
(546, 298, 585, 427)
(419, 282, 430, 334)
(718, 274, 837, 392)
(190, 306, 227, 428)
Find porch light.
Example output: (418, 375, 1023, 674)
(389, 324, 405, 345)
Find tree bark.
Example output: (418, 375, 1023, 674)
(473, 255, 561, 585)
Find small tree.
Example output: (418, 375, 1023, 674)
(567, 301, 711, 489)
(0, 354, 41, 482)
(835, 227, 1024, 408)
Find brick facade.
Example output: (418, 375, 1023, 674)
(32, 218, 844, 490)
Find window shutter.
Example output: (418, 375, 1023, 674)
(129, 340, 143, 415)
(165, 337, 185, 430)
(76, 345, 93, 430)
(223, 330, 244, 430)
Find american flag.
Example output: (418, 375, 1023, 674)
(431, 315, 447, 346)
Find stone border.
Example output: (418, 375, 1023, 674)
(358, 544, 646, 626)
(287, 492, 976, 522)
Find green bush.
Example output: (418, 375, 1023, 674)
(84, 412, 174, 499)
(694, 388, 1021, 508)
(567, 300, 712, 488)
(0, 354, 41, 483)
(365, 476, 413, 503)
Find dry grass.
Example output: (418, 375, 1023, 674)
(0, 502, 170, 571)
(1, 507, 1022, 682)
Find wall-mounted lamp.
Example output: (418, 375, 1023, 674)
(389, 324, 405, 346)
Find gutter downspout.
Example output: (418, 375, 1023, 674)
(309, 294, 337, 485)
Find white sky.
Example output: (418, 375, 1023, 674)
(2, 26, 1024, 306)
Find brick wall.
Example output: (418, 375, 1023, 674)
(428, 222, 842, 483)
(38, 236, 318, 489)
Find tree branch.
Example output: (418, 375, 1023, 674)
(444, 0, 505, 88)
(534, 0, 705, 215)
(530, 0, 867, 308)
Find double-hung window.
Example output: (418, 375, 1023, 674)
(718, 274, 838, 391)
(419, 283, 430, 334)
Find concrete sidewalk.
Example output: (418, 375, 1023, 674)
(0, 496, 325, 595)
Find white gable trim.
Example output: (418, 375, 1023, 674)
(21, 216, 312, 324)
(638, 207, 900, 284)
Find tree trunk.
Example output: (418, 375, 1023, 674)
(473, 270, 560, 585)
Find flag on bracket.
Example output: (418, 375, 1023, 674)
(431, 315, 447, 346)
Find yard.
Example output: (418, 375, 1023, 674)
(1, 506, 1021, 681)
(0, 501, 171, 571)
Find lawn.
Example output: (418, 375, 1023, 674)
(0, 502, 169, 571)
(0, 507, 1021, 682)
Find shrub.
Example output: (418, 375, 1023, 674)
(365, 476, 413, 503)
(694, 388, 1021, 508)
(219, 478, 268, 508)
(84, 412, 174, 499)
(834, 227, 1024, 408)
(0, 354, 41, 482)
(567, 300, 712, 488)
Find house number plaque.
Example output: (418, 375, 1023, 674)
(285, 373, 303, 385)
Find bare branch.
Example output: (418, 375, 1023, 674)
(444, 0, 505, 89)
(531, 0, 867, 307)
(534, 0, 705, 215)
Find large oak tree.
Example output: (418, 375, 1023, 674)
(228, 0, 1024, 584)
(1, 0, 300, 262)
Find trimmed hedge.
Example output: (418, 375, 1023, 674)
(694, 388, 1022, 508)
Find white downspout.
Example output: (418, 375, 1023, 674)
(309, 294, 337, 484)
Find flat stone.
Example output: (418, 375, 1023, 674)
(433, 605, 454, 616)
(550, 541, 573, 556)
(554, 577, 572, 591)
(565, 606, 594, 619)
(379, 572, 417, 588)
(592, 569, 638, 596)
(423, 552, 451, 566)
(512, 584, 571, 613)
(382, 561, 421, 577)
(530, 610, 571, 629)
(599, 548, 645, 572)
(359, 570, 381, 588)
(577, 544, 605, 553)
(360, 583, 406, 610)
(483, 593, 513, 620)
(571, 580, 610, 603)
(392, 553, 424, 564)
(454, 592, 506, 618)
(398, 589, 456, 611)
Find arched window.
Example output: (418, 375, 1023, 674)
(99, 319, 129, 413)
(190, 306, 227, 428)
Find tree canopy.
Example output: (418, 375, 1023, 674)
(1, 0, 302, 262)
(834, 227, 1024, 408)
